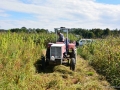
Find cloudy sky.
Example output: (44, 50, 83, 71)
(0, 0, 120, 31)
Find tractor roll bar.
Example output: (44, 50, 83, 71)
(54, 27, 71, 42)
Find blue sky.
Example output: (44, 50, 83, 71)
(0, 11, 35, 20)
(96, 0, 120, 5)
(0, 0, 120, 31)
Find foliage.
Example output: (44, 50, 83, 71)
(78, 36, 120, 86)
(1, 27, 120, 39)
(0, 32, 114, 90)
(70, 28, 120, 38)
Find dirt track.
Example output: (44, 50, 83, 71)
(40, 49, 115, 90)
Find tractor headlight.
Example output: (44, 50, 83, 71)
(51, 56, 55, 61)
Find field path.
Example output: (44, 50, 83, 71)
(38, 49, 115, 90)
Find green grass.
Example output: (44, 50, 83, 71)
(78, 36, 120, 87)
(0, 32, 115, 90)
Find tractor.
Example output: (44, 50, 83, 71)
(43, 27, 78, 71)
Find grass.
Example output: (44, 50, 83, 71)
(78, 36, 120, 88)
(33, 55, 114, 90)
(0, 32, 116, 90)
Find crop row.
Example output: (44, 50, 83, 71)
(77, 36, 120, 86)
(0, 32, 77, 89)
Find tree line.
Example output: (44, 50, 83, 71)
(0, 27, 120, 38)
(69, 28, 120, 38)
(9, 27, 49, 33)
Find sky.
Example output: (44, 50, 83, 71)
(0, 0, 120, 31)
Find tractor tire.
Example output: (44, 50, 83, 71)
(70, 58, 76, 71)
(45, 48, 50, 66)
(41, 56, 45, 71)
(45, 58, 49, 66)
(46, 48, 50, 60)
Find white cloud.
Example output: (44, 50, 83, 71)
(0, 10, 9, 17)
(0, 0, 120, 30)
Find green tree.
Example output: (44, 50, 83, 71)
(21, 27, 27, 32)
(103, 28, 110, 36)
(88, 32, 95, 38)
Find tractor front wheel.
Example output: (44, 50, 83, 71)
(70, 58, 76, 71)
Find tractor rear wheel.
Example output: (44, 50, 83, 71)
(45, 48, 50, 66)
(45, 58, 49, 66)
(70, 58, 76, 71)
(41, 56, 45, 71)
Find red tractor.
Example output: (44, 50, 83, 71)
(43, 27, 78, 71)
